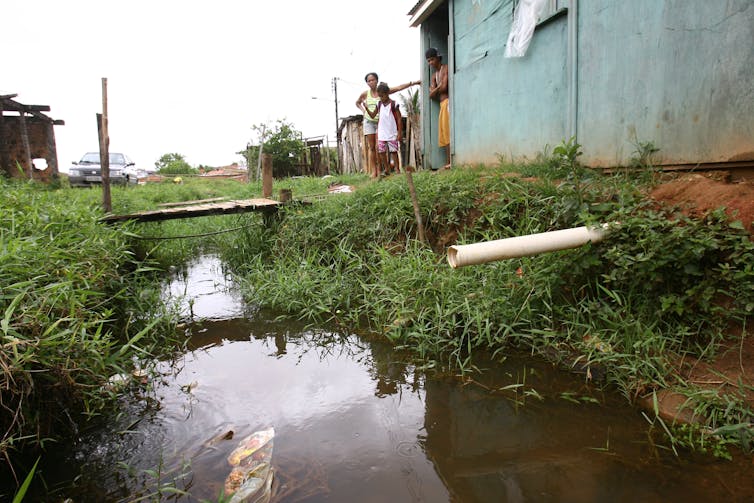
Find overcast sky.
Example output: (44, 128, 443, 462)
(2, 1, 421, 171)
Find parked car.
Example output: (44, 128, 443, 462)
(68, 152, 141, 187)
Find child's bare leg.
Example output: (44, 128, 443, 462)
(378, 152, 388, 176)
(390, 152, 400, 174)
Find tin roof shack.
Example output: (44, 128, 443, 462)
(0, 94, 64, 181)
(410, 1, 754, 174)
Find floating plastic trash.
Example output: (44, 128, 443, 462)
(227, 427, 274, 466)
(225, 427, 275, 502)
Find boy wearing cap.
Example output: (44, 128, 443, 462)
(426, 47, 451, 169)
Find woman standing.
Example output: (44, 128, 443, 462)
(356, 73, 419, 178)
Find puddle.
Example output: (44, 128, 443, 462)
(162, 254, 249, 321)
(45, 256, 754, 502)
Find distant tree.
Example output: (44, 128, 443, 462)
(241, 119, 305, 179)
(155, 153, 198, 175)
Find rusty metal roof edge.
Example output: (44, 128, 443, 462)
(408, 0, 445, 27)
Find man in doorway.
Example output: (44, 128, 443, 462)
(426, 47, 450, 169)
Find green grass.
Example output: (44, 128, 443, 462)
(216, 166, 754, 455)
(3, 162, 753, 493)
(0, 178, 186, 494)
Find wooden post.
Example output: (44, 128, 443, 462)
(255, 124, 266, 182)
(18, 113, 33, 179)
(324, 135, 331, 174)
(0, 99, 6, 176)
(262, 153, 273, 198)
(99, 77, 111, 213)
(398, 149, 426, 244)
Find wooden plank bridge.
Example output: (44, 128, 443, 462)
(100, 198, 284, 223)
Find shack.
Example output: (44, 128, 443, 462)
(409, 0, 754, 173)
(338, 115, 366, 174)
(338, 112, 422, 174)
(301, 136, 330, 177)
(0, 94, 64, 181)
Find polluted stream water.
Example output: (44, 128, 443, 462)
(47, 255, 754, 502)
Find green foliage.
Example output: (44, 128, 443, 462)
(213, 165, 754, 454)
(243, 119, 306, 178)
(155, 152, 198, 175)
(629, 139, 660, 169)
(12, 457, 38, 503)
(551, 136, 583, 172)
(399, 89, 420, 117)
(0, 178, 184, 487)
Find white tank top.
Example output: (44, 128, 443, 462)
(377, 101, 398, 141)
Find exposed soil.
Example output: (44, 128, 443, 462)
(642, 172, 754, 423)
(650, 171, 754, 235)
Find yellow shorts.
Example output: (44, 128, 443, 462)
(438, 98, 450, 147)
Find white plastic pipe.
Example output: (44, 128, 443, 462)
(447, 224, 610, 268)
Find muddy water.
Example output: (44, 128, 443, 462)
(55, 256, 754, 502)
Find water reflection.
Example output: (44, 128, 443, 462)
(162, 254, 250, 321)
(51, 256, 754, 502)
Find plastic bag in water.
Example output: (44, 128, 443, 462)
(224, 427, 275, 502)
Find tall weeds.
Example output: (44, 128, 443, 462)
(220, 166, 754, 453)
(0, 179, 183, 492)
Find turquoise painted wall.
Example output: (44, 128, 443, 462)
(453, 0, 567, 164)
(578, 0, 754, 166)
(420, 0, 754, 168)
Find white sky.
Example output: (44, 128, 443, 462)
(2, 0, 420, 171)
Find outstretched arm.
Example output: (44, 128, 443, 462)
(389, 80, 420, 94)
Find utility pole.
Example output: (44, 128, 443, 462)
(332, 77, 341, 173)
(98, 77, 111, 213)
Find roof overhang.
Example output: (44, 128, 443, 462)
(408, 0, 445, 27)
(1, 94, 64, 125)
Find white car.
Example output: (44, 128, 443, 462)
(68, 152, 141, 187)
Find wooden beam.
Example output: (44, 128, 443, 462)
(100, 198, 283, 223)
(18, 113, 33, 179)
(1, 98, 50, 113)
(157, 197, 227, 208)
(1, 97, 59, 123)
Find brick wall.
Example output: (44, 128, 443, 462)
(0, 115, 59, 181)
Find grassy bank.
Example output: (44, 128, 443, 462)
(0, 179, 186, 494)
(218, 165, 754, 456)
(1, 172, 370, 495)
(2, 162, 752, 498)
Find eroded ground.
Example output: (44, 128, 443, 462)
(647, 172, 754, 421)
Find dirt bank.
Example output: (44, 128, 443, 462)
(641, 172, 754, 423)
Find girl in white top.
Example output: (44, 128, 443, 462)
(365, 82, 403, 176)
(356, 73, 419, 178)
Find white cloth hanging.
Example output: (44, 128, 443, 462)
(504, 0, 548, 58)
